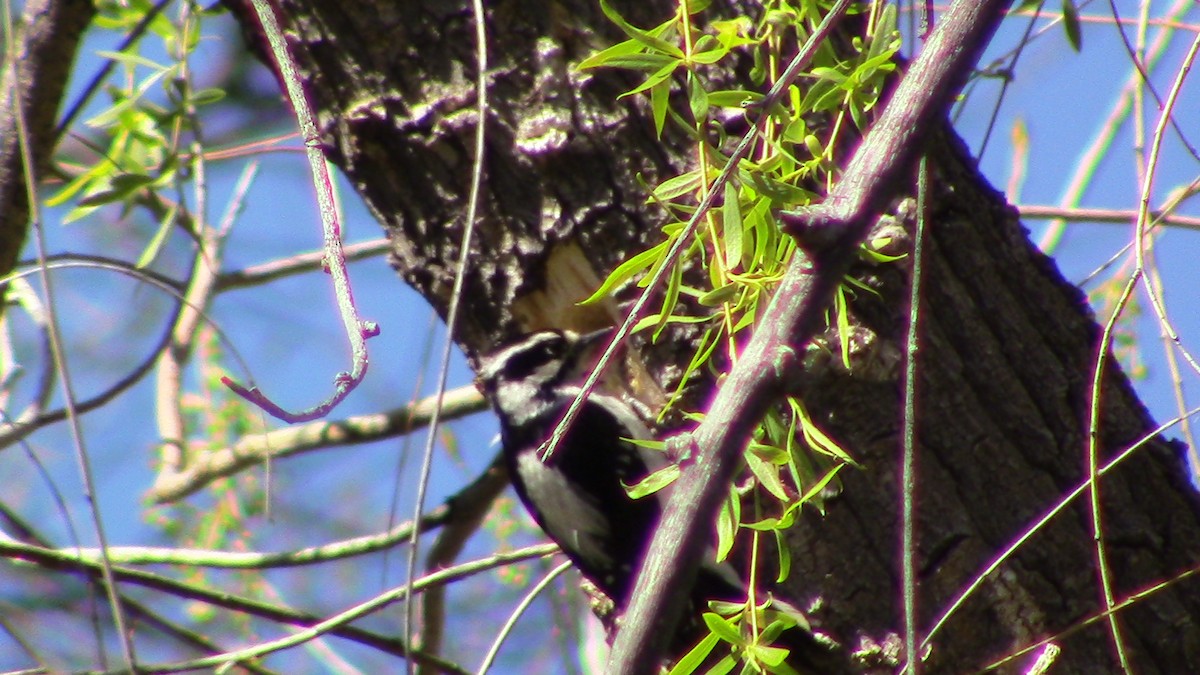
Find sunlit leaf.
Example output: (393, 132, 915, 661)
(654, 170, 704, 201)
(716, 488, 739, 561)
(137, 201, 179, 268)
(578, 38, 650, 70)
(708, 89, 761, 108)
(653, 259, 684, 339)
(599, 0, 684, 58)
(773, 529, 791, 582)
(625, 463, 680, 498)
(703, 612, 743, 645)
(668, 632, 722, 675)
(688, 75, 709, 122)
(580, 241, 668, 305)
(746, 449, 790, 501)
(722, 182, 743, 269)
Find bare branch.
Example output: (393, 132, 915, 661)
(150, 384, 485, 502)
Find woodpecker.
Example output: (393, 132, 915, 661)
(476, 329, 837, 668)
(476, 328, 665, 606)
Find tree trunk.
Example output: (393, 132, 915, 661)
(223, 0, 1200, 672)
(0, 0, 97, 296)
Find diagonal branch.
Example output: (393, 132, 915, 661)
(149, 384, 485, 502)
(607, 0, 1015, 671)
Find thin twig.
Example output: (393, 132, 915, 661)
(7, 1, 136, 664)
(1084, 26, 1200, 673)
(476, 560, 573, 675)
(418, 455, 509, 673)
(213, 237, 390, 291)
(0, 505, 280, 675)
(403, 0, 491, 670)
(979, 564, 1200, 673)
(899, 157, 929, 674)
(225, 0, 380, 423)
(922, 403, 1200, 649)
(0, 259, 254, 450)
(149, 384, 485, 502)
(2, 537, 557, 672)
(155, 162, 256, 474)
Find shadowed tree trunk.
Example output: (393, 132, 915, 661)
(0, 0, 97, 301)
(211, 0, 1200, 671)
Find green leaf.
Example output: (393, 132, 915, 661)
(698, 283, 738, 307)
(809, 66, 847, 84)
(64, 180, 116, 210)
(632, 312, 714, 333)
(711, 17, 756, 49)
(621, 61, 680, 98)
(579, 241, 668, 305)
(599, 0, 684, 58)
(625, 463, 680, 498)
(649, 80, 670, 138)
(47, 162, 108, 207)
(1061, 0, 1082, 51)
(95, 49, 169, 73)
(748, 642, 791, 667)
(868, 4, 900, 59)
(76, 171, 152, 208)
(798, 464, 846, 504)
(600, 52, 679, 72)
(709, 654, 738, 675)
(668, 632, 722, 675)
(773, 529, 791, 582)
(800, 77, 843, 114)
(653, 170, 703, 201)
(742, 515, 786, 532)
(721, 182, 743, 269)
(190, 87, 226, 106)
(748, 441, 788, 464)
(137, 201, 179, 269)
(793, 399, 856, 465)
(745, 197, 772, 270)
(745, 449, 790, 502)
(578, 38, 649, 70)
(687, 75, 708, 123)
(87, 70, 168, 129)
(715, 489, 739, 561)
(652, 258, 684, 339)
(834, 285, 851, 369)
(689, 47, 727, 65)
(702, 612, 744, 645)
(110, 171, 157, 196)
(708, 89, 761, 108)
(665, 326, 721, 412)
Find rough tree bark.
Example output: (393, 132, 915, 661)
(219, 0, 1200, 672)
(0, 0, 96, 295)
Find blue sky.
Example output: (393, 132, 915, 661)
(2, 2, 1199, 671)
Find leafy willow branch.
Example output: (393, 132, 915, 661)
(608, 0, 1015, 670)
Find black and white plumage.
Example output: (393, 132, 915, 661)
(476, 329, 839, 668)
(476, 328, 676, 606)
(476, 332, 753, 620)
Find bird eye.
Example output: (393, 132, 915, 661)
(500, 337, 563, 379)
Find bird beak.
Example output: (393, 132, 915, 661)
(577, 326, 614, 350)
